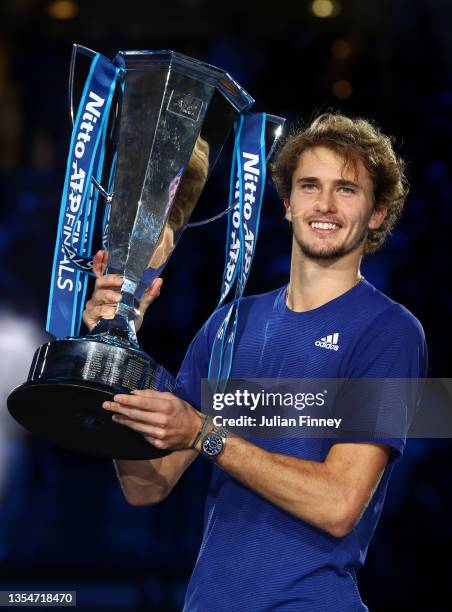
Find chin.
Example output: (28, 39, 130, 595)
(297, 238, 354, 261)
(302, 248, 345, 261)
(295, 228, 367, 261)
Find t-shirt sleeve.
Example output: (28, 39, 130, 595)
(172, 326, 210, 411)
(172, 306, 227, 411)
(328, 303, 428, 463)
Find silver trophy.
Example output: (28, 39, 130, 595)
(7, 47, 284, 459)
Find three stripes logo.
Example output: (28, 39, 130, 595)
(315, 333, 340, 351)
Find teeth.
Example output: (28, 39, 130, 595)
(311, 222, 339, 230)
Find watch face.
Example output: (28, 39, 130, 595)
(202, 433, 223, 457)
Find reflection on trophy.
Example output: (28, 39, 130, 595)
(149, 136, 210, 270)
(7, 47, 284, 460)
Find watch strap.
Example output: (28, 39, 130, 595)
(190, 413, 210, 450)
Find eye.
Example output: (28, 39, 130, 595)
(338, 186, 355, 195)
(301, 182, 318, 192)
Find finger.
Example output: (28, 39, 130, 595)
(87, 304, 117, 320)
(149, 277, 163, 296)
(93, 250, 110, 279)
(142, 436, 166, 449)
(95, 274, 124, 289)
(93, 250, 105, 279)
(103, 401, 169, 426)
(100, 249, 108, 271)
(111, 415, 168, 440)
(90, 289, 122, 306)
(131, 389, 175, 400)
(139, 277, 163, 310)
(112, 393, 174, 412)
(85, 298, 117, 314)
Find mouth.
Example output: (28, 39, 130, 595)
(308, 221, 341, 235)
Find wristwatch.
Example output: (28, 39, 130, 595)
(190, 413, 209, 450)
(200, 425, 228, 460)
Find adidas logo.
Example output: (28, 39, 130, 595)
(315, 333, 340, 351)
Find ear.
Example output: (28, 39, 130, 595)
(283, 197, 292, 222)
(368, 204, 387, 230)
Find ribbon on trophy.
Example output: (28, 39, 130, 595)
(208, 112, 267, 390)
(46, 53, 120, 339)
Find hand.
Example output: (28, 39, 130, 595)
(102, 389, 202, 451)
(82, 250, 163, 333)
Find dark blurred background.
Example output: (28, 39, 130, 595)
(0, 0, 451, 610)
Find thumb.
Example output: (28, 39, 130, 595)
(139, 277, 163, 314)
(93, 250, 108, 279)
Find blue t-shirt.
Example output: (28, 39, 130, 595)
(175, 280, 427, 612)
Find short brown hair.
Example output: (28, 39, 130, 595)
(271, 113, 408, 253)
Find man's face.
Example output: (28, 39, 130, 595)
(284, 146, 386, 261)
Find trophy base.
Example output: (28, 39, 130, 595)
(8, 380, 169, 460)
(7, 335, 173, 460)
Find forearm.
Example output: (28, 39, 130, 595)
(212, 436, 351, 536)
(114, 458, 170, 505)
(103, 392, 388, 531)
(114, 448, 197, 506)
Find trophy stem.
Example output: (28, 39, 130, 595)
(87, 276, 141, 347)
(88, 310, 138, 348)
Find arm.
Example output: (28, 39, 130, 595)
(113, 450, 198, 506)
(111, 390, 204, 506)
(104, 303, 423, 523)
(102, 391, 391, 536)
(83, 250, 200, 506)
(209, 435, 390, 537)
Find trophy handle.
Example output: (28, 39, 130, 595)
(187, 203, 237, 228)
(186, 114, 285, 228)
(265, 113, 286, 163)
(68, 43, 113, 202)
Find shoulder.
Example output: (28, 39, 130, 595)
(178, 287, 284, 384)
(202, 286, 284, 345)
(360, 282, 425, 344)
(344, 282, 428, 378)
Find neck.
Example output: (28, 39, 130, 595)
(286, 241, 364, 312)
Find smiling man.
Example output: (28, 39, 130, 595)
(287, 147, 379, 259)
(84, 113, 427, 611)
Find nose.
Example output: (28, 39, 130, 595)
(314, 189, 337, 214)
